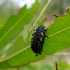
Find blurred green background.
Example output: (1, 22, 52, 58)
(0, 0, 70, 70)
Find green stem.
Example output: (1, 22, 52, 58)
(29, 0, 51, 31)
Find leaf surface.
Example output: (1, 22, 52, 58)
(1, 1, 70, 69)
(44, 8, 70, 54)
(0, 1, 40, 50)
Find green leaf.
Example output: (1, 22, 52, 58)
(44, 7, 70, 54)
(0, 35, 32, 69)
(0, 1, 40, 50)
(0, 3, 70, 68)
(0, 0, 51, 68)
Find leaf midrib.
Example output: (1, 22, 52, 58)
(0, 46, 30, 62)
(0, 26, 70, 62)
(49, 26, 70, 37)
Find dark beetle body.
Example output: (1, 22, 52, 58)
(31, 25, 47, 56)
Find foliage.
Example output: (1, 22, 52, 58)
(0, 0, 51, 68)
(0, 0, 70, 69)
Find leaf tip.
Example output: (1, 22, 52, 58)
(64, 7, 70, 15)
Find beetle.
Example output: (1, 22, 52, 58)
(31, 25, 48, 56)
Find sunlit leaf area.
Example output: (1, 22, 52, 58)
(0, 0, 70, 70)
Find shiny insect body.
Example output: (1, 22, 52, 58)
(31, 25, 48, 56)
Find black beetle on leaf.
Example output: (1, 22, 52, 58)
(31, 25, 48, 56)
